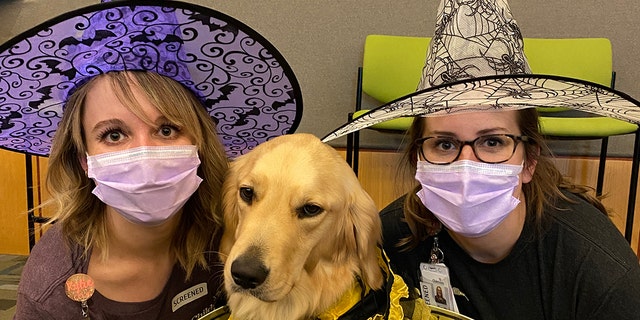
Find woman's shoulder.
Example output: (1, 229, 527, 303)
(379, 195, 407, 220)
(18, 224, 82, 302)
(379, 195, 415, 248)
(550, 190, 620, 235)
(547, 190, 637, 268)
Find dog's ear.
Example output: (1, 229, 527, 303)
(337, 180, 384, 290)
(220, 160, 242, 261)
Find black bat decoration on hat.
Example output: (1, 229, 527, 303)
(0, 111, 21, 131)
(130, 33, 184, 46)
(58, 30, 116, 48)
(189, 13, 239, 36)
(28, 86, 55, 110)
(41, 59, 77, 80)
(271, 90, 295, 111)
(233, 106, 260, 126)
(205, 84, 237, 107)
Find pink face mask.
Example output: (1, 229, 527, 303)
(415, 160, 522, 238)
(87, 145, 203, 226)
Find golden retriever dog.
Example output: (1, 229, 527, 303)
(220, 133, 385, 320)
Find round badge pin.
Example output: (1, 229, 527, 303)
(65, 273, 95, 302)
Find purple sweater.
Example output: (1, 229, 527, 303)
(14, 225, 225, 320)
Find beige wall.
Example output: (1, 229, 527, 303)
(1, 0, 639, 154)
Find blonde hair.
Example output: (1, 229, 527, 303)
(46, 71, 228, 278)
(397, 108, 606, 249)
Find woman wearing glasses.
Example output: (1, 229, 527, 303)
(342, 0, 640, 318)
(320, 0, 640, 318)
(380, 108, 640, 319)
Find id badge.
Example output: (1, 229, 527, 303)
(419, 262, 459, 313)
(197, 306, 230, 320)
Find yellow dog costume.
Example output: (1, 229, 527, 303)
(199, 249, 471, 320)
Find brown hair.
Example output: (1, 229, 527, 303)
(397, 108, 606, 249)
(46, 71, 228, 278)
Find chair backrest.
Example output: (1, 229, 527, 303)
(362, 35, 430, 103)
(524, 38, 613, 87)
(361, 35, 613, 104)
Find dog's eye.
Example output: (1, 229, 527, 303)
(239, 187, 254, 204)
(298, 204, 323, 218)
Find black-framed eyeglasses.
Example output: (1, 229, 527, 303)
(415, 134, 530, 165)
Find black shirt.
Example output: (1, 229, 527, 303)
(380, 191, 640, 320)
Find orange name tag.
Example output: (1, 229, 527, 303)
(65, 273, 95, 302)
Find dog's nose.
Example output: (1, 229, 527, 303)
(231, 256, 270, 289)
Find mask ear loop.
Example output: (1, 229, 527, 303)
(429, 236, 444, 264)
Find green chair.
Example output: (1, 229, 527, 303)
(347, 35, 428, 174)
(347, 34, 639, 242)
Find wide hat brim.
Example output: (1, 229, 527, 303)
(0, 0, 302, 158)
(321, 73, 640, 143)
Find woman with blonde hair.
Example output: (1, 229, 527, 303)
(0, 1, 301, 318)
(20, 70, 229, 319)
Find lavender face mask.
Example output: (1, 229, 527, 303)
(87, 145, 203, 226)
(415, 160, 523, 238)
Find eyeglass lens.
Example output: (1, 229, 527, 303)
(420, 134, 519, 164)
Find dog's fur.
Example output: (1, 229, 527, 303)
(220, 133, 383, 320)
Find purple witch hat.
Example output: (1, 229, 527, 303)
(322, 0, 640, 142)
(0, 0, 302, 158)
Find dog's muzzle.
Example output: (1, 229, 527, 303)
(231, 247, 270, 290)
